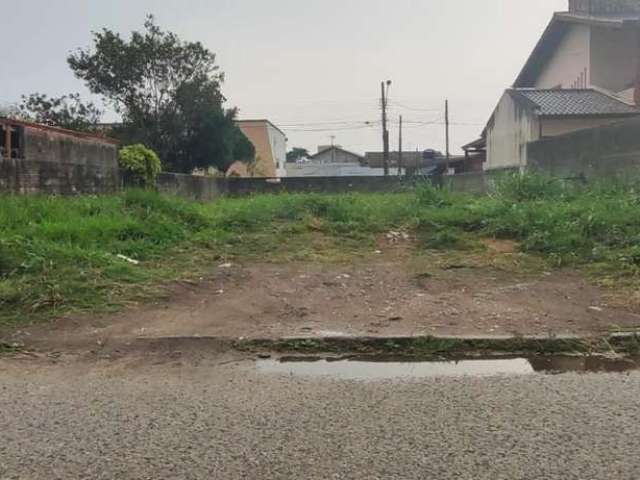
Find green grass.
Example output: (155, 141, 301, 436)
(4, 173, 640, 327)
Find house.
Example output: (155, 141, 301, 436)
(365, 150, 482, 175)
(286, 146, 383, 177)
(486, 89, 640, 169)
(236, 119, 287, 178)
(0, 117, 119, 194)
(477, 0, 640, 171)
(515, 0, 640, 97)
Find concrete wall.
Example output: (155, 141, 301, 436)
(286, 162, 390, 177)
(486, 92, 539, 170)
(536, 23, 591, 89)
(0, 126, 119, 195)
(590, 26, 639, 93)
(527, 116, 640, 178)
(153, 174, 425, 201)
(540, 116, 629, 137)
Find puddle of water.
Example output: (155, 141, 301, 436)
(256, 356, 640, 381)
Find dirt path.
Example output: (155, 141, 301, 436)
(6, 246, 640, 352)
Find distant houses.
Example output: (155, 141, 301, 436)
(471, 0, 640, 171)
(286, 146, 382, 177)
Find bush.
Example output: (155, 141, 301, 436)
(491, 171, 568, 202)
(119, 144, 162, 187)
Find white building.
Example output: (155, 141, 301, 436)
(478, 0, 640, 170)
(286, 146, 382, 177)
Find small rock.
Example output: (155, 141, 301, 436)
(257, 354, 271, 359)
(589, 306, 604, 312)
(219, 263, 233, 269)
(389, 316, 403, 322)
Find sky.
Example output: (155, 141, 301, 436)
(0, 0, 567, 155)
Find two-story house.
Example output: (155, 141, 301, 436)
(478, 0, 640, 170)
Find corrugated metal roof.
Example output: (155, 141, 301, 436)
(508, 89, 640, 116)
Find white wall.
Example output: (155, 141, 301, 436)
(486, 92, 539, 170)
(590, 26, 639, 93)
(536, 24, 591, 89)
(311, 149, 362, 164)
(267, 124, 288, 178)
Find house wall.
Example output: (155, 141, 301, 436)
(536, 23, 591, 89)
(310, 149, 363, 164)
(486, 92, 539, 170)
(590, 26, 639, 93)
(540, 117, 628, 137)
(0, 125, 119, 194)
(267, 123, 287, 177)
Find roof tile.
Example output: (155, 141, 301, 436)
(509, 89, 640, 116)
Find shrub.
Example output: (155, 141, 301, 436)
(491, 171, 568, 202)
(119, 144, 162, 187)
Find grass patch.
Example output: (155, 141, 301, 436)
(4, 173, 640, 327)
(236, 335, 640, 357)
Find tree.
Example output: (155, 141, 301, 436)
(0, 103, 26, 120)
(67, 15, 246, 173)
(287, 147, 310, 163)
(19, 93, 103, 131)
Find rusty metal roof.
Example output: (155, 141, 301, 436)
(0, 117, 119, 144)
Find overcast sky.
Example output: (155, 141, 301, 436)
(1, 0, 567, 154)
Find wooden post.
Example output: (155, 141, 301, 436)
(398, 115, 403, 176)
(445, 100, 450, 174)
(3, 123, 11, 159)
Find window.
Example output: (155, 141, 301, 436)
(0, 123, 24, 159)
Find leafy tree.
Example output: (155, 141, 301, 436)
(67, 15, 246, 174)
(118, 144, 162, 187)
(0, 103, 26, 120)
(19, 93, 103, 131)
(287, 147, 310, 163)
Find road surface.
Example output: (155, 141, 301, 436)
(1, 355, 639, 479)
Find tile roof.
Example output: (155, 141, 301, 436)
(508, 89, 640, 117)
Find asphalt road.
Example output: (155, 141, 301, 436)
(1, 356, 640, 480)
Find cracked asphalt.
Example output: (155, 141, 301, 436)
(1, 356, 640, 480)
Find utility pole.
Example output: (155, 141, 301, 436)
(445, 99, 450, 174)
(381, 80, 391, 176)
(398, 115, 403, 176)
(330, 135, 336, 164)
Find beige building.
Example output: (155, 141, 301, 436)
(236, 120, 287, 178)
(477, 0, 640, 170)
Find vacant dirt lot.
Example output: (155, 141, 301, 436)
(5, 241, 640, 353)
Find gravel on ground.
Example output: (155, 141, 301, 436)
(1, 355, 640, 480)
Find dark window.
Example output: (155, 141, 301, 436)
(1, 123, 24, 159)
